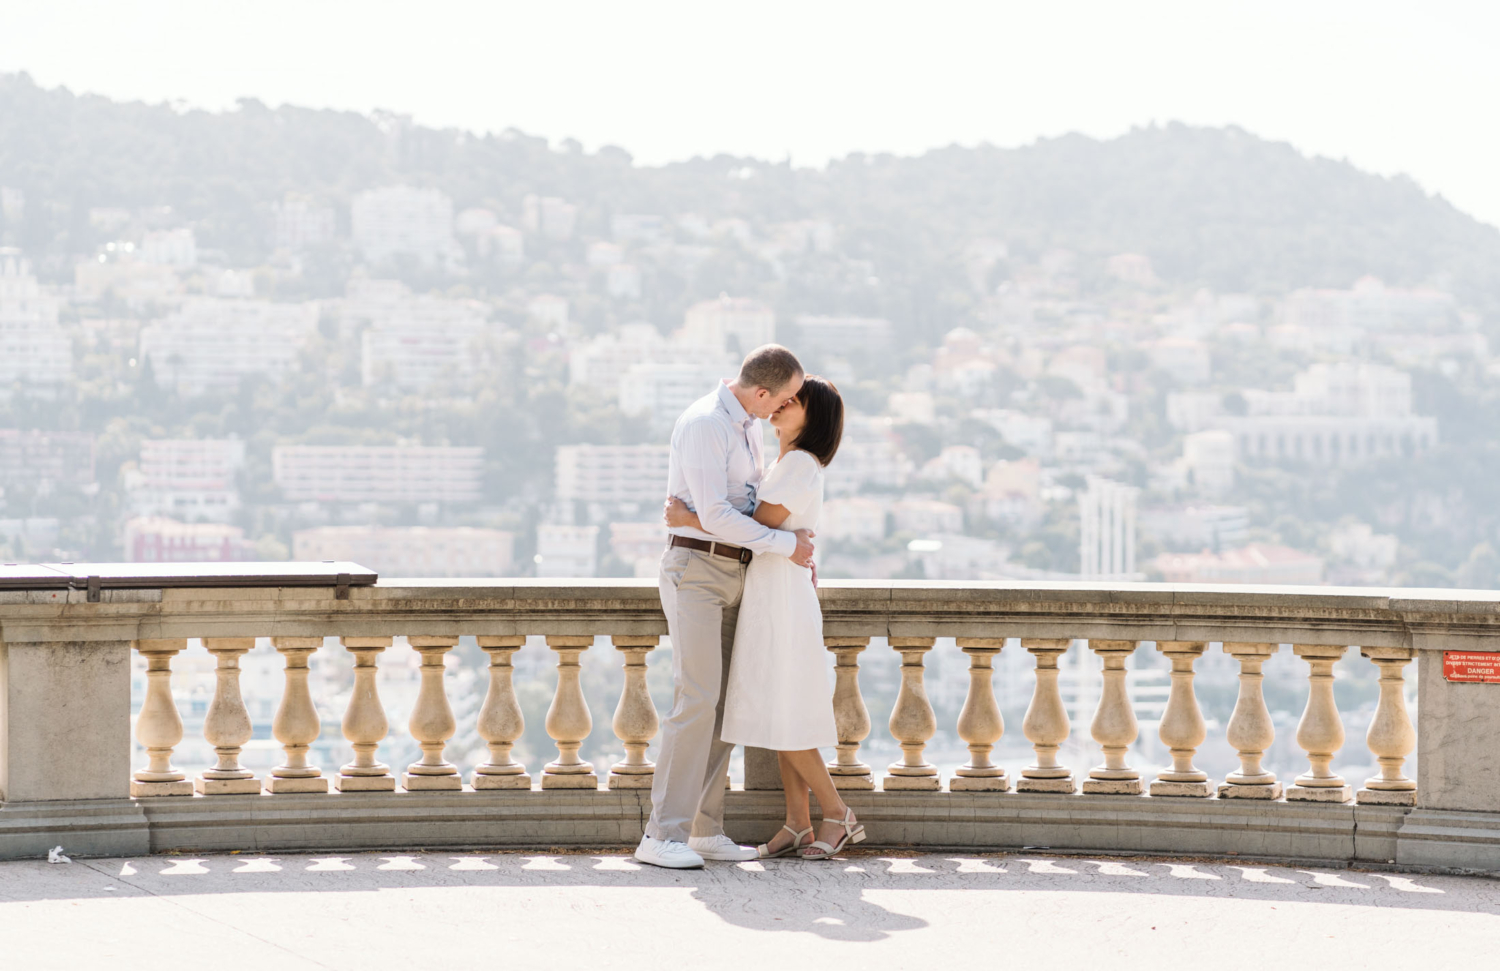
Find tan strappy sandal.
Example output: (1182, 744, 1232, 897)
(799, 808, 865, 860)
(758, 825, 813, 859)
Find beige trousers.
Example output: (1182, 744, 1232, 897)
(645, 546, 746, 843)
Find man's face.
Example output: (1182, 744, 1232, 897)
(749, 371, 804, 419)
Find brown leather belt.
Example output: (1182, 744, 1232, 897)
(669, 535, 753, 564)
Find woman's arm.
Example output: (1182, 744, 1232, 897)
(665, 496, 791, 531)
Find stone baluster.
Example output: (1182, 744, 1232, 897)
(1287, 644, 1352, 802)
(1083, 639, 1142, 794)
(884, 637, 940, 790)
(952, 638, 1008, 791)
(1017, 639, 1076, 792)
(543, 635, 598, 789)
(335, 636, 395, 792)
(131, 638, 193, 797)
(826, 637, 874, 790)
(196, 638, 261, 795)
(1357, 647, 1418, 806)
(267, 636, 328, 793)
(608, 636, 660, 789)
(404, 636, 462, 790)
(1218, 642, 1282, 799)
(472, 636, 530, 789)
(1151, 641, 1212, 797)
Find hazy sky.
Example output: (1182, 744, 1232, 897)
(4, 1, 1498, 227)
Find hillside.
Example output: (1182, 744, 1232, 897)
(2, 71, 1498, 328)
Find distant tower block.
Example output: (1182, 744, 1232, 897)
(1078, 477, 1139, 579)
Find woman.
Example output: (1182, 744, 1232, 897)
(664, 375, 864, 861)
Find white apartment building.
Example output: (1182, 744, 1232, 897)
(681, 296, 774, 353)
(351, 185, 457, 264)
(619, 363, 727, 426)
(919, 445, 983, 488)
(970, 409, 1053, 456)
(821, 497, 888, 544)
(793, 315, 892, 358)
(522, 195, 579, 241)
(292, 526, 515, 577)
(824, 440, 911, 496)
(607, 263, 642, 299)
(569, 324, 731, 394)
(138, 298, 320, 395)
(528, 294, 569, 330)
(140, 228, 197, 267)
(1146, 337, 1212, 386)
(272, 446, 484, 503)
(892, 498, 964, 535)
(1284, 276, 1456, 334)
(0, 250, 69, 391)
(1181, 430, 1236, 495)
(354, 291, 492, 390)
(123, 517, 252, 563)
(609, 521, 667, 576)
(555, 444, 669, 505)
(129, 438, 246, 523)
(272, 195, 336, 251)
(536, 524, 598, 577)
(611, 214, 664, 242)
(1078, 476, 1139, 579)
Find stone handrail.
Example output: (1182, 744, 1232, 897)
(2, 573, 1498, 869)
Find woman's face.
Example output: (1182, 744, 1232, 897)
(770, 394, 807, 440)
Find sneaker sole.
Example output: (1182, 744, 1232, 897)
(633, 855, 704, 869)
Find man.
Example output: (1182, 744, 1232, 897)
(634, 344, 816, 869)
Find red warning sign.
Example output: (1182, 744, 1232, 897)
(1444, 651, 1500, 683)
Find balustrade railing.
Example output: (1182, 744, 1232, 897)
(6, 572, 1495, 865)
(105, 631, 1424, 805)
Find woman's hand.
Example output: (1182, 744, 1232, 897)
(663, 496, 696, 528)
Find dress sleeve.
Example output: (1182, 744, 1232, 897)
(756, 450, 822, 516)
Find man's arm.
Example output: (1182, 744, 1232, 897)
(678, 420, 800, 559)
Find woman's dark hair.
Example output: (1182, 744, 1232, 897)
(793, 375, 844, 467)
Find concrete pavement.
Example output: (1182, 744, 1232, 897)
(1, 849, 1497, 969)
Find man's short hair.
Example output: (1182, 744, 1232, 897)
(738, 344, 803, 394)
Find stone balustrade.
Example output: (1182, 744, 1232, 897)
(2, 572, 1499, 871)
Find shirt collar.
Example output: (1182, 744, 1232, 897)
(717, 380, 753, 427)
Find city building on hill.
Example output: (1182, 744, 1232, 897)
(919, 445, 983, 488)
(1180, 430, 1236, 495)
(606, 263, 642, 300)
(536, 523, 598, 577)
(1078, 476, 1139, 579)
(681, 295, 774, 353)
(292, 525, 515, 577)
(0, 430, 95, 489)
(1138, 504, 1249, 553)
(975, 458, 1043, 526)
(272, 194, 336, 252)
(0, 249, 69, 393)
(522, 195, 578, 241)
(892, 498, 964, 535)
(906, 533, 1007, 580)
(138, 298, 320, 394)
(272, 445, 484, 503)
(1145, 337, 1212, 386)
(568, 324, 730, 394)
(1284, 276, 1457, 334)
(351, 185, 456, 264)
(608, 521, 667, 576)
(821, 497, 888, 544)
(969, 409, 1054, 456)
(127, 438, 245, 523)
(611, 213, 664, 242)
(527, 294, 569, 330)
(139, 228, 197, 267)
(345, 285, 493, 390)
(792, 315, 892, 358)
(1151, 543, 1324, 585)
(555, 445, 669, 505)
(619, 364, 728, 428)
(123, 516, 253, 562)
(74, 254, 182, 306)
(825, 439, 911, 496)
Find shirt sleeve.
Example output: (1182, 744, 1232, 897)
(756, 450, 822, 515)
(677, 418, 798, 558)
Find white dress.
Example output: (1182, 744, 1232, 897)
(721, 449, 837, 751)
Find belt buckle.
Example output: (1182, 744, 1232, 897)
(739, 548, 752, 565)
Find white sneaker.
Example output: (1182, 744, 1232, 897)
(688, 834, 758, 862)
(634, 836, 704, 869)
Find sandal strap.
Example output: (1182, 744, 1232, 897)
(804, 840, 837, 855)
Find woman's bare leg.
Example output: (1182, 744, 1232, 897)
(762, 753, 814, 854)
(779, 750, 854, 849)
